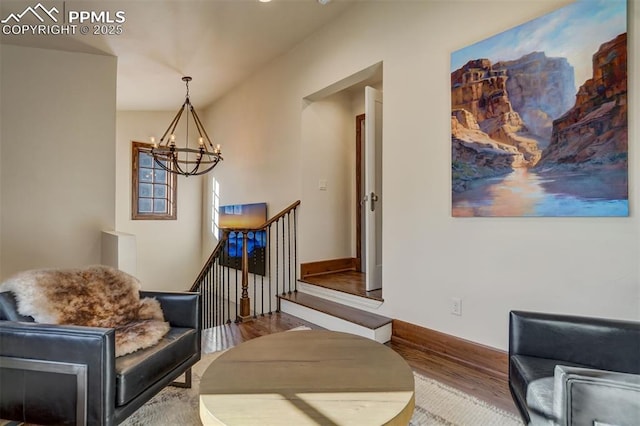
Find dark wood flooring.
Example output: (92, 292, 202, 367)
(301, 270, 383, 301)
(201, 312, 519, 417)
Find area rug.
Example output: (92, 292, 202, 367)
(122, 345, 522, 426)
(409, 373, 522, 425)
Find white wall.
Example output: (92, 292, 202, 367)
(301, 91, 354, 260)
(203, 0, 639, 350)
(199, 76, 306, 260)
(115, 111, 204, 291)
(0, 45, 116, 278)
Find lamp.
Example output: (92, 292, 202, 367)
(151, 76, 222, 177)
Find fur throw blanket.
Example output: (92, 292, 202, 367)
(0, 265, 170, 357)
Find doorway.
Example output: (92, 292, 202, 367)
(301, 63, 383, 299)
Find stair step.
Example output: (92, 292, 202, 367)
(281, 292, 390, 329)
(297, 281, 383, 310)
(279, 292, 392, 343)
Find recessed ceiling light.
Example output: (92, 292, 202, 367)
(318, 0, 331, 4)
(259, 0, 272, 3)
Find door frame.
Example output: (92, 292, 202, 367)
(355, 114, 365, 272)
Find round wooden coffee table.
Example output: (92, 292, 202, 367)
(199, 330, 415, 425)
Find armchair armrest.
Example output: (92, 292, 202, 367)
(140, 291, 200, 329)
(0, 321, 116, 425)
(509, 311, 640, 373)
(0, 292, 32, 321)
(553, 365, 640, 426)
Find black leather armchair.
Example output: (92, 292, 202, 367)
(509, 310, 640, 426)
(0, 290, 201, 425)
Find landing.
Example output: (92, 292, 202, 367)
(300, 270, 383, 301)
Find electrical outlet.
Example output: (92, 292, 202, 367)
(451, 297, 462, 316)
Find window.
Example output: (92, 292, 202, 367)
(132, 141, 177, 220)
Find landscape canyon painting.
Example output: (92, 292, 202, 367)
(451, 0, 627, 217)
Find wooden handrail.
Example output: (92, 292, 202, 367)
(259, 200, 300, 229)
(219, 200, 301, 233)
(190, 200, 301, 293)
(189, 231, 229, 292)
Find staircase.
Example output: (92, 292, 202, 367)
(191, 204, 392, 343)
(278, 266, 392, 343)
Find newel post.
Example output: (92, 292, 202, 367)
(238, 231, 252, 322)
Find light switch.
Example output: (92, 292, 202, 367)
(318, 179, 327, 191)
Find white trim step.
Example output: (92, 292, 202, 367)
(279, 292, 392, 343)
(297, 281, 384, 311)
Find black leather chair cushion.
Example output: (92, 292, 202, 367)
(115, 327, 197, 406)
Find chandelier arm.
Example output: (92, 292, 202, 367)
(191, 160, 201, 175)
(191, 107, 214, 148)
(153, 157, 174, 174)
(172, 157, 189, 176)
(178, 155, 221, 175)
(192, 159, 221, 176)
(160, 102, 187, 143)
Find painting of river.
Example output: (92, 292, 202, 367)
(453, 169, 628, 217)
(451, 0, 627, 217)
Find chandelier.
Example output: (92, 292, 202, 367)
(150, 76, 222, 177)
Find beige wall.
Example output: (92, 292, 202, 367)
(0, 45, 116, 278)
(115, 111, 203, 291)
(203, 0, 639, 350)
(301, 91, 354, 260)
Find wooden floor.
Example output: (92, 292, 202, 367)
(201, 312, 519, 417)
(301, 270, 383, 301)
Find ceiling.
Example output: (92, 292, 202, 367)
(0, 0, 355, 110)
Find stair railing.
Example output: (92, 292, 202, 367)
(190, 200, 300, 329)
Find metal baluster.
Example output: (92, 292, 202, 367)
(204, 266, 209, 329)
(287, 211, 292, 294)
(200, 268, 205, 329)
(253, 265, 257, 318)
(235, 239, 239, 323)
(226, 241, 231, 324)
(206, 266, 210, 329)
(267, 226, 272, 314)
(281, 218, 286, 295)
(211, 264, 215, 327)
(216, 257, 224, 325)
(260, 229, 265, 316)
(214, 260, 219, 328)
(275, 223, 280, 306)
(252, 230, 257, 319)
(293, 207, 298, 292)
